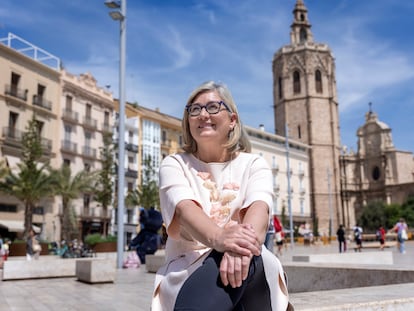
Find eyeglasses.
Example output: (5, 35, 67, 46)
(185, 101, 231, 117)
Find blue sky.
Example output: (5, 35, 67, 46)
(1, 0, 413, 153)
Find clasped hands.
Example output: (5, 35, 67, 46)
(214, 223, 261, 288)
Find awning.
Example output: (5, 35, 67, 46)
(0, 220, 41, 233)
(5, 156, 21, 173)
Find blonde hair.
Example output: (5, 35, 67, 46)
(181, 81, 251, 154)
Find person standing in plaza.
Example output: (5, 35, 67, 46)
(377, 226, 386, 251)
(264, 217, 275, 253)
(353, 224, 363, 252)
(152, 81, 291, 311)
(336, 224, 346, 253)
(392, 218, 408, 254)
(273, 215, 285, 256)
(26, 228, 41, 260)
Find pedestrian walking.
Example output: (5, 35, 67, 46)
(377, 226, 386, 250)
(336, 224, 346, 253)
(392, 218, 408, 254)
(26, 228, 41, 260)
(353, 224, 363, 252)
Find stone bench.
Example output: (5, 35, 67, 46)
(2, 258, 77, 280)
(351, 241, 397, 251)
(145, 249, 166, 273)
(285, 261, 414, 293)
(292, 251, 393, 265)
(75, 258, 116, 284)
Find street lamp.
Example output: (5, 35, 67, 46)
(105, 0, 126, 269)
(285, 124, 294, 247)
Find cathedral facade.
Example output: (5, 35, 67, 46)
(273, 0, 414, 234)
(340, 107, 414, 226)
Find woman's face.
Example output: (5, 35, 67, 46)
(188, 91, 236, 147)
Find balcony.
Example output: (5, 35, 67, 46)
(273, 184, 280, 193)
(272, 165, 279, 175)
(2, 127, 23, 148)
(82, 145, 97, 159)
(61, 140, 77, 154)
(101, 122, 112, 133)
(126, 143, 139, 153)
(125, 168, 138, 179)
(33, 95, 52, 111)
(299, 187, 306, 195)
(5, 84, 27, 101)
(298, 169, 305, 178)
(161, 139, 172, 148)
(2, 126, 51, 153)
(40, 137, 52, 153)
(62, 109, 79, 123)
(83, 117, 98, 130)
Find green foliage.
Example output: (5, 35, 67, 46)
(84, 233, 117, 246)
(21, 115, 43, 167)
(384, 204, 401, 228)
(52, 164, 95, 241)
(358, 200, 388, 232)
(400, 196, 414, 226)
(0, 160, 8, 179)
(94, 133, 115, 210)
(313, 217, 319, 237)
(0, 116, 55, 237)
(280, 202, 287, 227)
(358, 197, 414, 232)
(84, 233, 103, 246)
(125, 155, 159, 210)
(11, 239, 26, 244)
(105, 234, 117, 242)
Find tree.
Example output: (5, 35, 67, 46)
(126, 155, 159, 210)
(94, 133, 116, 236)
(0, 160, 7, 179)
(358, 200, 403, 231)
(0, 116, 55, 237)
(52, 164, 95, 241)
(358, 200, 388, 232)
(280, 201, 287, 227)
(399, 196, 414, 226)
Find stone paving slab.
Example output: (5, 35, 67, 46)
(0, 241, 412, 310)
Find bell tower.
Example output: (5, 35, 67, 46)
(272, 0, 342, 234)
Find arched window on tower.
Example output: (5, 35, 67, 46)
(300, 27, 307, 43)
(278, 77, 283, 98)
(293, 71, 301, 94)
(315, 69, 323, 93)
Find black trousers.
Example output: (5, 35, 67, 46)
(174, 250, 272, 311)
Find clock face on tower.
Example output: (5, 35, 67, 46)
(372, 166, 381, 181)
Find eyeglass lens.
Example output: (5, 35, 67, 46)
(187, 101, 224, 116)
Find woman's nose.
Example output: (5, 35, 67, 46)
(198, 107, 210, 118)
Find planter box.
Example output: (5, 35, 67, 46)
(92, 242, 117, 253)
(9, 242, 49, 256)
(76, 258, 115, 283)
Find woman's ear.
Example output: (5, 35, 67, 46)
(230, 113, 237, 129)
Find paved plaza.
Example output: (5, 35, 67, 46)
(1, 241, 414, 310)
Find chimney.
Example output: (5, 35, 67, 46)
(259, 124, 265, 132)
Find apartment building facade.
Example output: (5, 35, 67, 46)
(112, 102, 183, 243)
(60, 70, 115, 242)
(0, 33, 60, 240)
(0, 34, 115, 242)
(246, 125, 311, 226)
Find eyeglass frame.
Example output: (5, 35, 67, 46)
(185, 101, 232, 117)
